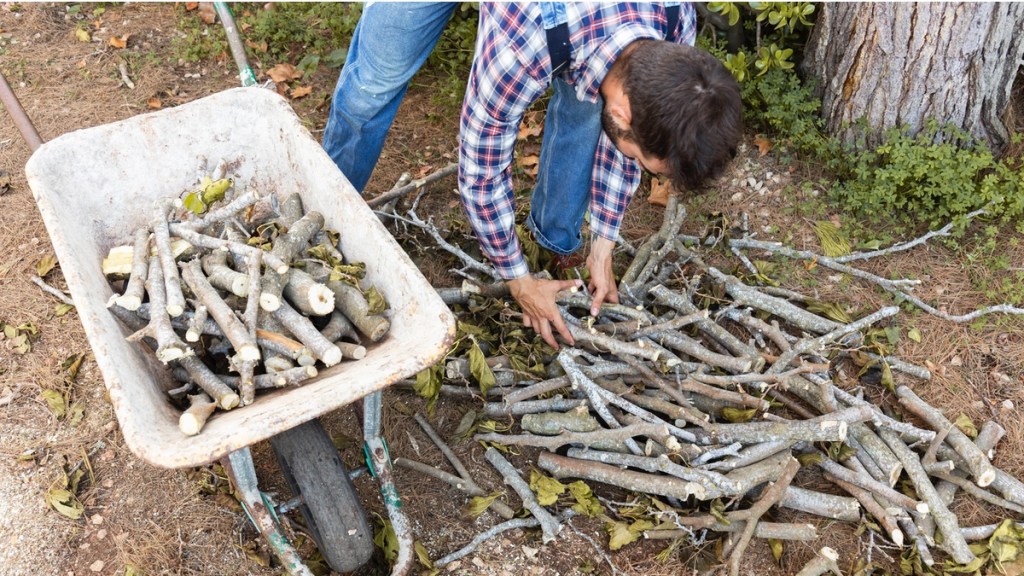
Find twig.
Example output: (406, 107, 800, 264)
(366, 162, 457, 208)
(484, 448, 561, 543)
(412, 413, 515, 519)
(31, 274, 74, 306)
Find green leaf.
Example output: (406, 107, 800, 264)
(414, 540, 434, 569)
(373, 515, 399, 565)
(199, 177, 232, 205)
(709, 499, 730, 525)
(720, 407, 757, 423)
(529, 470, 566, 506)
(296, 53, 320, 77)
(45, 487, 84, 520)
(602, 516, 654, 551)
(54, 303, 75, 316)
(466, 493, 502, 518)
(769, 538, 784, 562)
(413, 364, 443, 415)
(36, 254, 58, 277)
(181, 191, 207, 215)
(796, 452, 823, 467)
(467, 339, 496, 397)
(363, 286, 389, 315)
(880, 361, 895, 393)
(62, 353, 85, 382)
(451, 409, 479, 444)
(323, 48, 348, 68)
(908, 327, 922, 343)
(568, 481, 603, 516)
(805, 300, 853, 324)
(954, 413, 978, 439)
(40, 389, 66, 418)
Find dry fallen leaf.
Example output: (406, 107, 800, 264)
(648, 176, 672, 207)
(753, 134, 773, 157)
(415, 165, 434, 178)
(198, 2, 217, 24)
(184, 2, 199, 10)
(75, 28, 91, 43)
(267, 63, 300, 83)
(518, 112, 543, 140)
(517, 154, 540, 178)
(146, 96, 163, 110)
(108, 34, 130, 49)
(289, 85, 312, 99)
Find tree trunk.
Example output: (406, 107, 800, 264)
(802, 3, 1024, 153)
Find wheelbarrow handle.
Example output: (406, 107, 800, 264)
(213, 2, 258, 88)
(0, 70, 44, 151)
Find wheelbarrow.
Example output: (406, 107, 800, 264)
(0, 26, 455, 574)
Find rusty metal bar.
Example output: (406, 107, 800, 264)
(0, 69, 44, 151)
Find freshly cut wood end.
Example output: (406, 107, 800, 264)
(156, 345, 191, 363)
(915, 502, 930, 514)
(890, 529, 905, 547)
(307, 284, 335, 316)
(297, 353, 317, 367)
(185, 329, 202, 343)
(264, 356, 295, 373)
(179, 413, 205, 436)
(218, 392, 240, 410)
(303, 366, 318, 378)
(819, 546, 839, 561)
(166, 303, 185, 318)
(115, 295, 143, 311)
(320, 345, 343, 367)
(337, 342, 366, 360)
(977, 470, 996, 488)
(259, 292, 282, 312)
(236, 344, 261, 363)
(367, 317, 390, 343)
(232, 277, 250, 297)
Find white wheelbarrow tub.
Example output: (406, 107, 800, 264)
(24, 87, 457, 469)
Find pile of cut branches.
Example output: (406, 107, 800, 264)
(379, 186, 1024, 575)
(104, 162, 390, 436)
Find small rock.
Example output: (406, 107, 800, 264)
(1000, 399, 1014, 412)
(522, 545, 539, 560)
(89, 560, 104, 573)
(445, 561, 461, 572)
(101, 479, 113, 489)
(471, 557, 485, 568)
(950, 355, 963, 367)
(79, 542, 90, 550)
(730, 192, 744, 203)
(91, 514, 104, 525)
(96, 529, 107, 541)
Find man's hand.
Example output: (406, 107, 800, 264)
(507, 274, 581, 349)
(586, 236, 620, 316)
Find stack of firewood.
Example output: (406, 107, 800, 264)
(104, 168, 390, 436)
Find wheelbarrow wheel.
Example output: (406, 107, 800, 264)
(270, 418, 374, 572)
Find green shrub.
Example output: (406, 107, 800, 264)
(832, 121, 1024, 236)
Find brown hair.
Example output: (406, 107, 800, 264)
(616, 40, 742, 191)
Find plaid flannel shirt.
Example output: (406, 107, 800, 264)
(458, 2, 696, 280)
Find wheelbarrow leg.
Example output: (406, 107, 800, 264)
(223, 448, 313, 576)
(363, 391, 415, 576)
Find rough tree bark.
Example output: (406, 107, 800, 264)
(802, 3, 1024, 153)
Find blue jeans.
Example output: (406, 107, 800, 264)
(322, 2, 456, 192)
(527, 77, 602, 256)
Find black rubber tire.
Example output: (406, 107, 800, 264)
(270, 418, 374, 573)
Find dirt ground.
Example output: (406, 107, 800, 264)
(2, 4, 1023, 576)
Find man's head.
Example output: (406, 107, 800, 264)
(601, 41, 742, 191)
